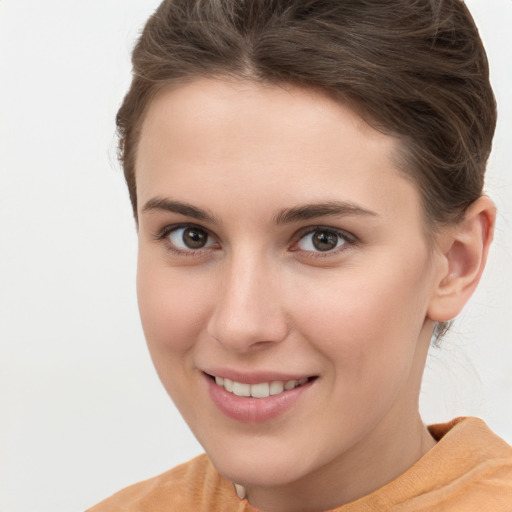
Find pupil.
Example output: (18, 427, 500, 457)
(183, 228, 207, 249)
(312, 231, 338, 251)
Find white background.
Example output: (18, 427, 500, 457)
(0, 1, 511, 511)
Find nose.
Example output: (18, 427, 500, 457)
(207, 250, 289, 353)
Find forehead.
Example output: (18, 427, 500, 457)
(138, 78, 392, 165)
(135, 78, 423, 226)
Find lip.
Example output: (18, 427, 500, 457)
(203, 368, 312, 384)
(203, 371, 315, 423)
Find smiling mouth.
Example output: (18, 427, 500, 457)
(207, 374, 316, 398)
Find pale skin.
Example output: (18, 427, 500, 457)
(134, 78, 495, 512)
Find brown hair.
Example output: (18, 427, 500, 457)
(117, 0, 496, 228)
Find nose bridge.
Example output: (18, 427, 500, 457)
(207, 246, 288, 352)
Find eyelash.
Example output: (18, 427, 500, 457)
(153, 223, 358, 258)
(154, 223, 219, 257)
(291, 226, 358, 258)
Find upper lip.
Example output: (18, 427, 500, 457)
(202, 368, 315, 384)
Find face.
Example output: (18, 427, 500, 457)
(135, 79, 442, 505)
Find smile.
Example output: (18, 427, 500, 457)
(212, 375, 311, 398)
(205, 372, 316, 422)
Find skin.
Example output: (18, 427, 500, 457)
(134, 78, 494, 512)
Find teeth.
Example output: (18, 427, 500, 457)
(250, 382, 270, 398)
(284, 380, 298, 390)
(269, 381, 284, 395)
(232, 382, 251, 397)
(213, 376, 309, 398)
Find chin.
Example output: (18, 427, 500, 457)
(216, 458, 304, 488)
(202, 435, 317, 488)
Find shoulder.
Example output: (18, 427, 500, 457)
(339, 417, 512, 512)
(86, 454, 243, 512)
(402, 417, 512, 511)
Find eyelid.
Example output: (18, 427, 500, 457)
(154, 223, 220, 254)
(152, 222, 357, 257)
(290, 225, 358, 254)
(154, 222, 201, 241)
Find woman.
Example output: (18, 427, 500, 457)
(88, 0, 512, 510)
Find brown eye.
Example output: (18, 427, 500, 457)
(312, 231, 339, 251)
(167, 226, 215, 251)
(182, 227, 208, 248)
(296, 228, 349, 253)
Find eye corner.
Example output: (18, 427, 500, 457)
(152, 223, 219, 256)
(290, 225, 359, 258)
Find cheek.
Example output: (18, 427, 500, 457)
(292, 255, 432, 375)
(136, 254, 216, 418)
(136, 254, 210, 356)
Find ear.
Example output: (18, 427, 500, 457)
(427, 196, 496, 323)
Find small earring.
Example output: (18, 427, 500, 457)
(234, 483, 247, 499)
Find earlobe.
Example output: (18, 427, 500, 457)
(427, 196, 496, 323)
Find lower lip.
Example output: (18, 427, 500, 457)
(205, 374, 314, 423)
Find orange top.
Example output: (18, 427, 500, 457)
(87, 417, 512, 511)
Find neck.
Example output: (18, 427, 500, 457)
(246, 324, 437, 512)
(246, 412, 436, 512)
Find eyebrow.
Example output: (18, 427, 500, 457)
(273, 201, 378, 224)
(141, 197, 378, 225)
(142, 198, 219, 223)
